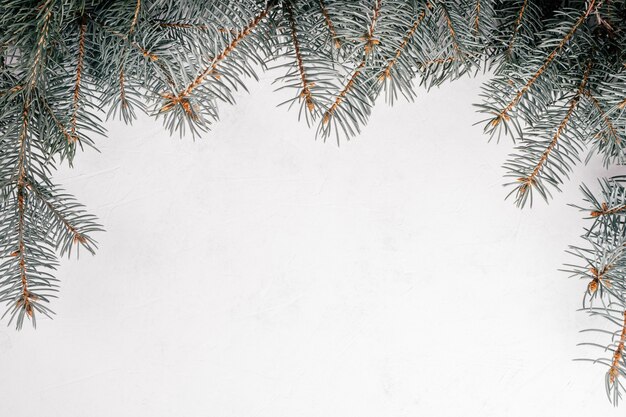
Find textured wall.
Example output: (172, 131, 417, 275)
(0, 73, 620, 416)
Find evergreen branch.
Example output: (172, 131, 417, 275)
(474, 0, 480, 34)
(491, 0, 597, 127)
(322, 0, 382, 125)
(318, 0, 341, 48)
(322, 59, 366, 125)
(587, 265, 612, 294)
(421, 56, 457, 68)
(119, 66, 128, 111)
(14, 101, 34, 321)
(42, 98, 76, 145)
(27, 1, 53, 91)
(515, 61, 591, 200)
(89, 18, 159, 61)
(70, 16, 87, 141)
(286, 1, 315, 113)
(26, 181, 87, 247)
(158, 22, 209, 30)
(129, 0, 141, 35)
(440, 3, 462, 57)
(159, 3, 271, 116)
(586, 90, 621, 144)
(591, 202, 626, 217)
(609, 311, 626, 386)
(157, 22, 236, 34)
(506, 0, 528, 57)
(379, 9, 426, 81)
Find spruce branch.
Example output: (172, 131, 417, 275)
(159, 3, 272, 118)
(320, 0, 382, 140)
(70, 16, 87, 141)
(379, 9, 427, 81)
(319, 0, 341, 49)
(506, 61, 592, 207)
(487, 0, 598, 131)
(506, 0, 528, 58)
(285, 1, 315, 113)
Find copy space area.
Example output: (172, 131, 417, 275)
(0, 74, 618, 416)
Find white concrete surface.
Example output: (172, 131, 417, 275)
(0, 72, 622, 416)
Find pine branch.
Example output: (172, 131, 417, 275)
(474, 0, 481, 34)
(15, 101, 33, 322)
(591, 202, 626, 218)
(70, 16, 87, 141)
(440, 3, 462, 57)
(490, 1, 598, 128)
(609, 311, 626, 387)
(159, 3, 272, 117)
(506, 0, 528, 58)
(286, 1, 315, 113)
(129, 0, 141, 35)
(319, 0, 341, 49)
(379, 9, 426, 81)
(508, 61, 592, 206)
(322, 0, 382, 127)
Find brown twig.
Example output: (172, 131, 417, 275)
(319, 0, 341, 48)
(16, 102, 33, 318)
(129, 0, 141, 35)
(474, 0, 481, 34)
(28, 5, 52, 91)
(70, 16, 87, 141)
(609, 311, 626, 385)
(506, 0, 528, 57)
(492, 0, 597, 127)
(587, 265, 611, 294)
(590, 202, 626, 217)
(440, 4, 462, 57)
(286, 2, 315, 112)
(90, 18, 158, 61)
(42, 98, 75, 144)
(585, 90, 621, 145)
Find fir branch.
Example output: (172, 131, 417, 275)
(515, 61, 591, 200)
(322, 0, 382, 125)
(474, 0, 480, 34)
(318, 0, 341, 48)
(506, 0, 528, 57)
(28, 1, 53, 91)
(129, 0, 141, 35)
(590, 202, 626, 217)
(491, 0, 598, 127)
(89, 18, 159, 61)
(379, 9, 426, 81)
(42, 98, 76, 145)
(286, 1, 315, 113)
(158, 22, 209, 30)
(586, 90, 621, 144)
(70, 16, 87, 141)
(587, 265, 611, 294)
(15, 102, 32, 321)
(159, 4, 272, 116)
(609, 311, 626, 386)
(440, 3, 462, 57)
(322, 59, 366, 125)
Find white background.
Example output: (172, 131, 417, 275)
(1, 72, 623, 416)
